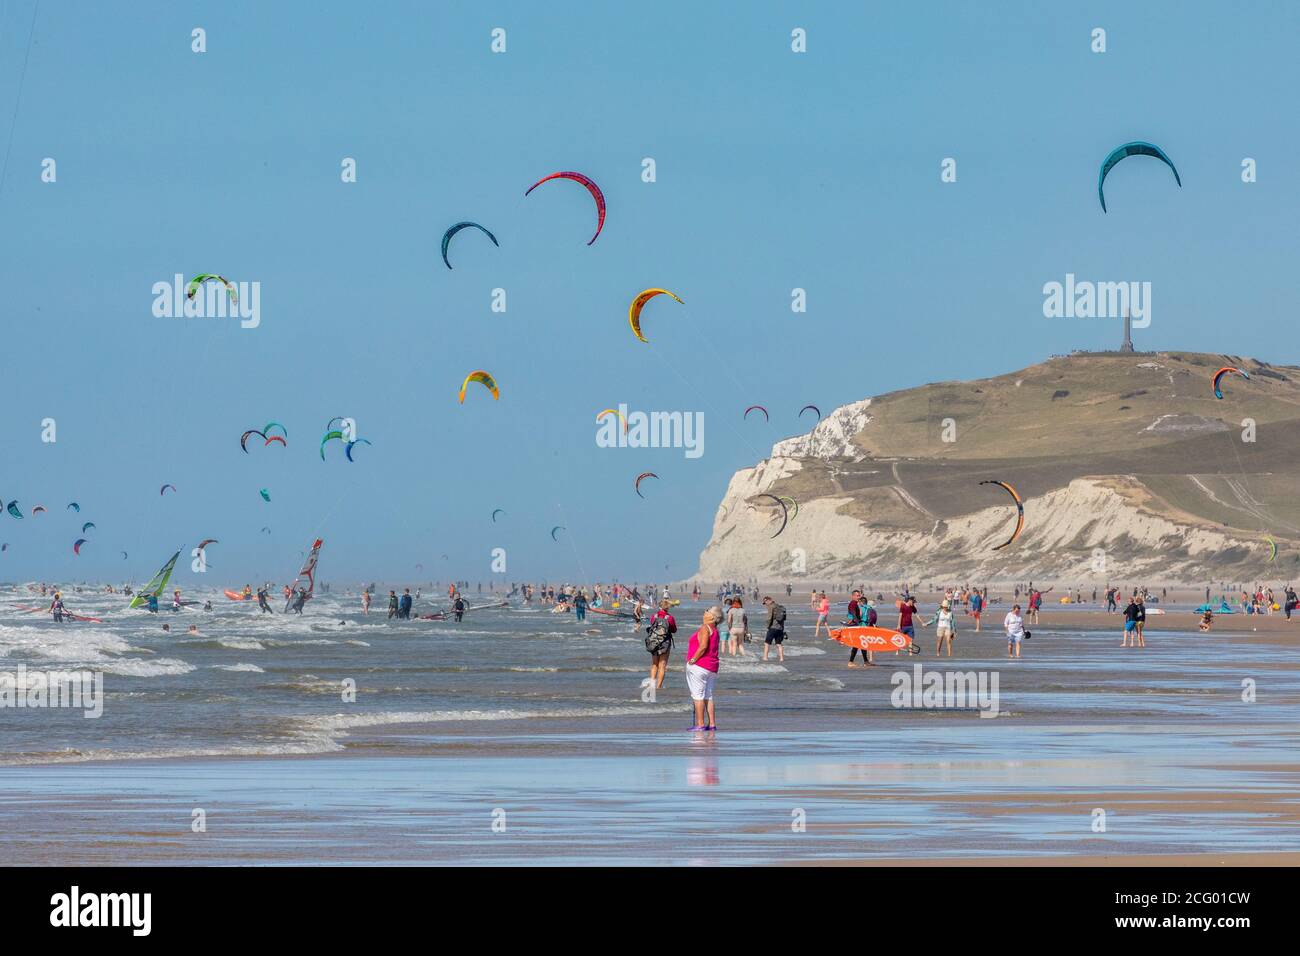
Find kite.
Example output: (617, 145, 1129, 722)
(73, 538, 87, 555)
(1, 544, 6, 552)
(344, 439, 372, 462)
(263, 421, 287, 438)
(1212, 366, 1249, 400)
(160, 484, 176, 496)
(596, 408, 628, 432)
(628, 289, 683, 343)
(31, 506, 46, 516)
(260, 527, 271, 534)
(441, 221, 499, 269)
(240, 429, 267, 452)
(799, 405, 821, 422)
(121, 551, 128, 559)
(635, 471, 659, 498)
(751, 493, 788, 538)
(1098, 142, 1181, 213)
(6, 501, 22, 519)
(81, 522, 95, 534)
(744, 405, 769, 422)
(67, 502, 79, 512)
(491, 509, 505, 523)
(550, 526, 565, 541)
(525, 171, 606, 245)
(320, 430, 345, 460)
(185, 274, 238, 303)
(259, 489, 271, 502)
(1265, 536, 1278, 562)
(458, 370, 499, 404)
(264, 435, 287, 448)
(416, 563, 424, 572)
(979, 480, 1025, 550)
(197, 538, 219, 551)
(778, 495, 799, 521)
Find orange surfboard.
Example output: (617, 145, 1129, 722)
(830, 626, 912, 653)
(224, 589, 251, 601)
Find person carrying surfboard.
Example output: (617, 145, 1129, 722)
(843, 590, 873, 667)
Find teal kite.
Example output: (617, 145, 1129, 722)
(1099, 142, 1181, 213)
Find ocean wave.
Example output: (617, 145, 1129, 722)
(298, 703, 685, 734)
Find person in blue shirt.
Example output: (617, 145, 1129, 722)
(968, 589, 984, 632)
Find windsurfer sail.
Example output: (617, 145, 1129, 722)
(128, 551, 181, 609)
(284, 538, 324, 611)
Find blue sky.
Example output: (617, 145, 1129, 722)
(1, 0, 1297, 583)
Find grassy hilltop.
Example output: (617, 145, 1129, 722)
(699, 352, 1300, 583)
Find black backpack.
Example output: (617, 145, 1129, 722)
(771, 603, 787, 628)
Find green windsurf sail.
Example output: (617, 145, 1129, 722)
(129, 550, 181, 608)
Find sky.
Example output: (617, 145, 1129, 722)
(1, 0, 1298, 583)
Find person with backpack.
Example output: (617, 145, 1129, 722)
(645, 600, 677, 690)
(761, 596, 787, 662)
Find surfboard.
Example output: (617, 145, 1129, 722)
(587, 605, 636, 620)
(829, 626, 912, 653)
(224, 589, 252, 601)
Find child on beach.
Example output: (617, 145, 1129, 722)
(814, 591, 831, 638)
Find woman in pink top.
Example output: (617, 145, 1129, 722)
(814, 591, 831, 637)
(686, 606, 723, 730)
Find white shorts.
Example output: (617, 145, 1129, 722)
(686, 664, 717, 701)
(936, 627, 953, 639)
